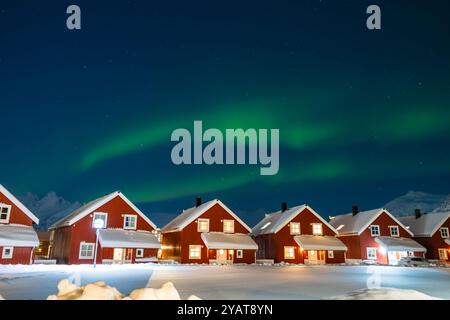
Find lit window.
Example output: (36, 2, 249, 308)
(223, 220, 235, 233)
(123, 215, 137, 230)
(2, 247, 13, 259)
(92, 212, 107, 229)
(236, 250, 243, 258)
(136, 248, 144, 258)
(367, 248, 377, 260)
(389, 226, 399, 237)
(312, 223, 323, 236)
(440, 227, 449, 239)
(189, 245, 201, 259)
(336, 224, 344, 231)
(197, 219, 209, 232)
(0, 204, 11, 223)
(438, 249, 448, 260)
(260, 222, 271, 230)
(370, 225, 380, 237)
(79, 243, 95, 259)
(328, 251, 334, 259)
(284, 246, 295, 259)
(290, 222, 301, 235)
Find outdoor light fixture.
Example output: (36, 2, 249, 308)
(93, 218, 105, 268)
(379, 247, 387, 254)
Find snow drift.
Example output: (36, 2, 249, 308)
(47, 279, 200, 300)
(327, 287, 441, 300)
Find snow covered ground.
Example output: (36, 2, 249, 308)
(0, 264, 449, 300)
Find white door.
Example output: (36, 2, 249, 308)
(308, 250, 318, 263)
(216, 249, 228, 262)
(113, 248, 124, 263)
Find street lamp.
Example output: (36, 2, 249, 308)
(93, 218, 105, 268)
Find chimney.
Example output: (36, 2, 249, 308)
(352, 205, 359, 216)
(195, 197, 202, 207)
(415, 209, 422, 219)
(281, 202, 288, 212)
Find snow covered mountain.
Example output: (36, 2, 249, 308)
(19, 192, 81, 230)
(432, 194, 450, 212)
(384, 191, 448, 217)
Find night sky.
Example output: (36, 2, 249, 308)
(1, 1, 449, 227)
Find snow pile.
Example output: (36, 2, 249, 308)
(327, 287, 441, 300)
(47, 279, 201, 300)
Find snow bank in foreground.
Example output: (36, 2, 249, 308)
(47, 279, 201, 300)
(0, 294, 4, 300)
(327, 287, 441, 300)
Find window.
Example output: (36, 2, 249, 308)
(328, 251, 334, 259)
(438, 249, 448, 260)
(189, 245, 201, 259)
(284, 246, 295, 259)
(197, 218, 209, 232)
(440, 227, 449, 239)
(367, 248, 377, 260)
(223, 220, 235, 233)
(312, 223, 323, 236)
(236, 250, 243, 258)
(92, 212, 107, 229)
(123, 215, 137, 230)
(370, 225, 380, 237)
(0, 204, 11, 223)
(408, 251, 414, 257)
(79, 243, 95, 259)
(2, 247, 13, 259)
(290, 222, 301, 235)
(136, 248, 144, 258)
(389, 226, 399, 237)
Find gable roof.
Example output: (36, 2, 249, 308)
(0, 184, 39, 225)
(251, 204, 338, 236)
(329, 208, 414, 236)
(161, 199, 252, 233)
(50, 191, 156, 230)
(398, 211, 450, 237)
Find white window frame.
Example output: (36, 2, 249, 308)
(189, 245, 202, 260)
(0, 203, 11, 223)
(290, 222, 301, 235)
(123, 214, 137, 230)
(328, 250, 334, 259)
(197, 218, 210, 233)
(2, 246, 13, 259)
(284, 246, 295, 260)
(236, 249, 243, 258)
(223, 220, 235, 233)
(367, 247, 377, 260)
(92, 212, 108, 229)
(136, 248, 144, 258)
(440, 227, 449, 239)
(312, 223, 323, 236)
(78, 242, 95, 260)
(389, 225, 400, 237)
(438, 248, 448, 260)
(370, 225, 380, 237)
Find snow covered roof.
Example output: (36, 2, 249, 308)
(445, 239, 450, 246)
(98, 229, 161, 249)
(50, 191, 156, 230)
(293, 235, 347, 251)
(374, 236, 426, 252)
(200, 232, 258, 250)
(0, 224, 39, 247)
(161, 199, 251, 233)
(252, 205, 337, 236)
(329, 208, 413, 236)
(398, 211, 450, 237)
(0, 184, 39, 224)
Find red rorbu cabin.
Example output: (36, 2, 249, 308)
(0, 184, 40, 265)
(160, 198, 257, 264)
(50, 191, 160, 264)
(252, 203, 347, 264)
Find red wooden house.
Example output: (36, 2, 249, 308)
(50, 191, 160, 264)
(0, 184, 39, 265)
(160, 198, 257, 264)
(252, 203, 347, 264)
(399, 210, 450, 263)
(329, 206, 426, 265)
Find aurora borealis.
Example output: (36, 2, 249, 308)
(1, 1, 449, 226)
